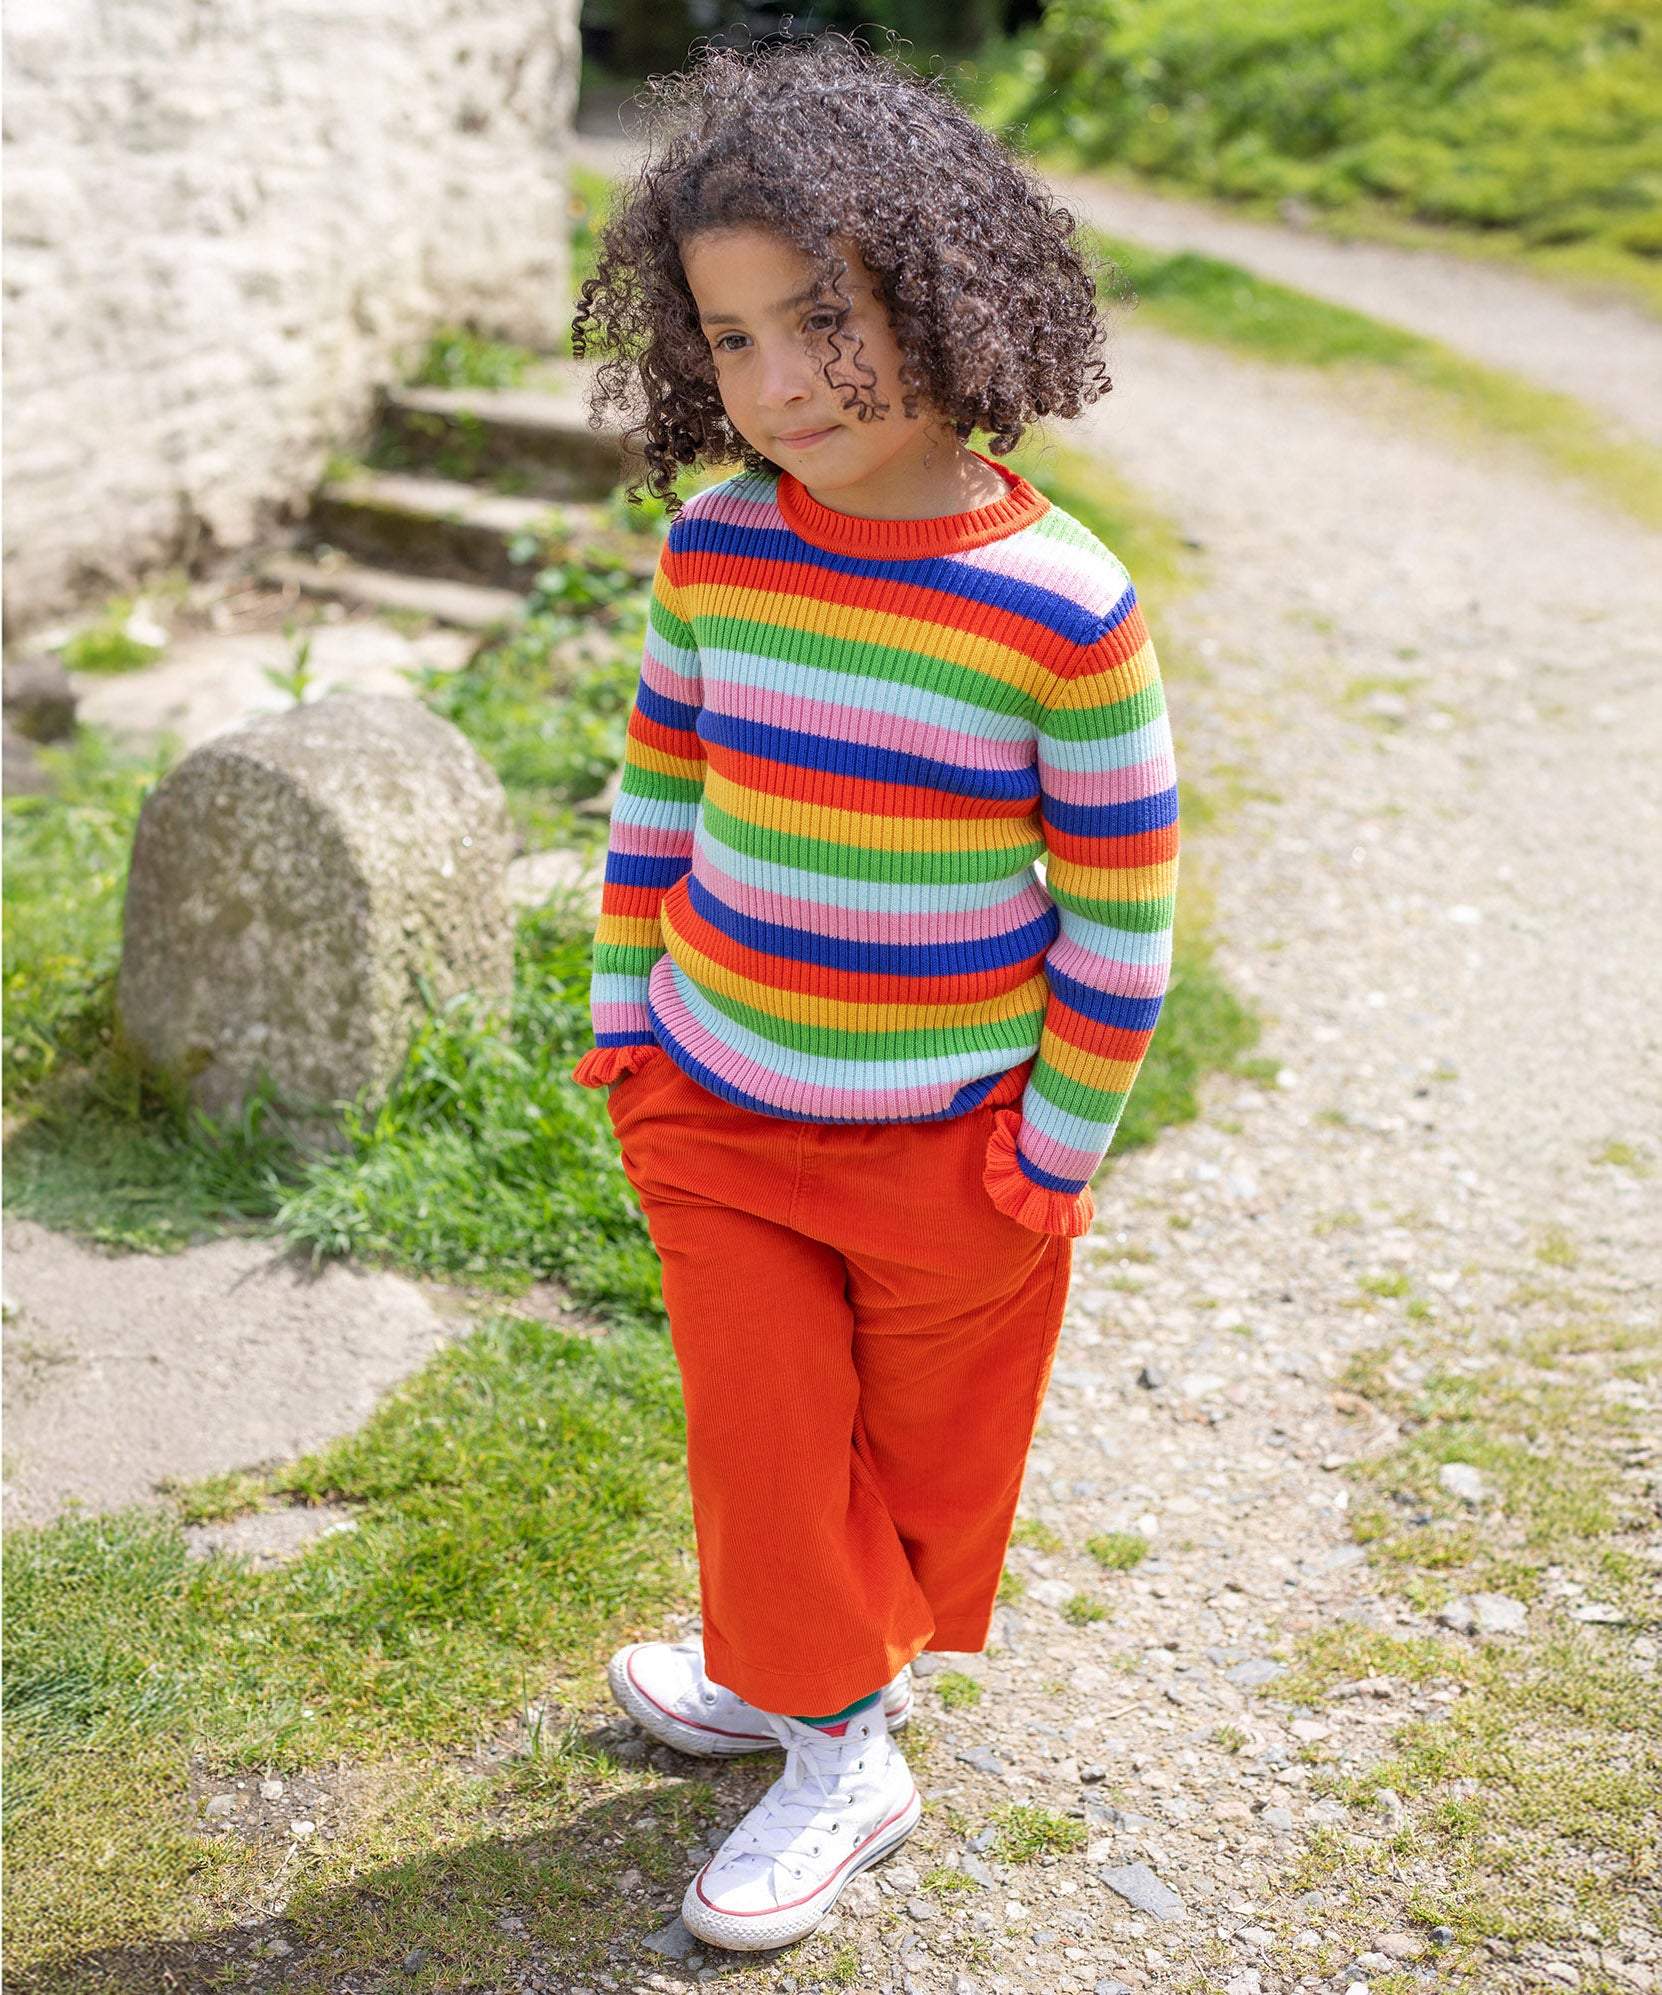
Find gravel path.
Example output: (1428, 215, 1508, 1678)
(596, 330, 1661, 1991)
(1052, 173, 1662, 453)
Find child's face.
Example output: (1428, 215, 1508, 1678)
(680, 227, 951, 503)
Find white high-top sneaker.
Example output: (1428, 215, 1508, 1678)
(681, 1706, 919, 1950)
(607, 1638, 912, 1757)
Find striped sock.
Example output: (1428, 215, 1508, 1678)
(791, 1691, 882, 1738)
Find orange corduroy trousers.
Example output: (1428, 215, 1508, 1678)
(606, 1048, 1072, 1717)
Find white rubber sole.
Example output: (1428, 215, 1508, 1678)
(680, 1780, 921, 1951)
(607, 1646, 912, 1759)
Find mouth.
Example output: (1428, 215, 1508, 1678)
(774, 425, 841, 450)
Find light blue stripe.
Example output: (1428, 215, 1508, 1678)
(613, 787, 702, 830)
(700, 646, 1036, 746)
(694, 823, 1048, 915)
(664, 962, 1042, 1090)
(1038, 716, 1173, 772)
(1056, 906, 1174, 967)
(1021, 1088, 1118, 1155)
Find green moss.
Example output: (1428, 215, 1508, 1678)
(1086, 1531, 1151, 1571)
(934, 1671, 984, 1711)
(1008, 1518, 1066, 1554)
(991, 1803, 1087, 1862)
(1061, 1592, 1110, 1626)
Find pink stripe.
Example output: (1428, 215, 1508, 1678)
(1018, 1125, 1099, 1181)
(702, 677, 1033, 770)
(683, 489, 785, 532)
(649, 963, 998, 1121)
(1046, 933, 1171, 997)
(609, 822, 695, 856)
(692, 846, 1053, 946)
(640, 646, 701, 700)
(1041, 751, 1175, 806)
(592, 1001, 653, 1034)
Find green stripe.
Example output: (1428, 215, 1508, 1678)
(649, 589, 696, 651)
(1047, 889, 1176, 932)
(621, 764, 705, 806)
(594, 945, 664, 977)
(686, 976, 1047, 1062)
(1041, 678, 1167, 742)
(1030, 1059, 1131, 1125)
(701, 797, 1045, 886)
(697, 614, 1044, 725)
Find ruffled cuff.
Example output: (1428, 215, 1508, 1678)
(983, 1109, 1096, 1237)
(572, 1042, 662, 1089)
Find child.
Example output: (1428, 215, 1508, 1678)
(570, 35, 1178, 1953)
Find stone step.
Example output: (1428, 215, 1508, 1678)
(375, 380, 634, 500)
(305, 472, 658, 589)
(260, 554, 528, 632)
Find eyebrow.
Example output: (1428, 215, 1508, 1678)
(697, 281, 839, 328)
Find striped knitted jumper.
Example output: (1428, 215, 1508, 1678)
(572, 455, 1180, 1237)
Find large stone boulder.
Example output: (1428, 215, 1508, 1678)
(117, 693, 512, 1139)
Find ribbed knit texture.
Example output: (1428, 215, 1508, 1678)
(576, 454, 1179, 1233)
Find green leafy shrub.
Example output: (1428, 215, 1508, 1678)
(990, 0, 1662, 260)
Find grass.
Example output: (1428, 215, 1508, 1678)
(975, 0, 1662, 279)
(1087, 1531, 1151, 1571)
(1274, 1280, 1660, 1956)
(1061, 1592, 1110, 1626)
(1088, 233, 1662, 531)
(990, 1803, 1087, 1862)
(933, 1671, 984, 1711)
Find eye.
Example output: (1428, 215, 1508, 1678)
(803, 309, 841, 336)
(711, 331, 750, 355)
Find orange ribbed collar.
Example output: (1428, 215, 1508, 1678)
(776, 451, 1049, 560)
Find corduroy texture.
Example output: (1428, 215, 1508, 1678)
(607, 1049, 1071, 1715)
(577, 454, 1179, 1233)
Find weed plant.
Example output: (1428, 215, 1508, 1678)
(983, 0, 1662, 266)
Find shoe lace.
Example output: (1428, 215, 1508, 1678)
(719, 1716, 876, 1877)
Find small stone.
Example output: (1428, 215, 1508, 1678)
(841, 1876, 882, 1917)
(1430, 1926, 1456, 1946)
(1571, 1602, 1628, 1625)
(1438, 1463, 1486, 1505)
(1289, 1718, 1331, 1743)
(400, 1949, 426, 1972)
(907, 1895, 938, 1921)
(953, 1977, 980, 1995)
(203, 1794, 240, 1818)
(1137, 1363, 1166, 1390)
(1225, 1973, 1263, 1995)
(1438, 1597, 1477, 1633)
(4, 653, 78, 742)
(1100, 1862, 1185, 1922)
(1373, 1931, 1425, 1960)
(264, 1939, 293, 1958)
(259, 1778, 285, 1801)
(1004, 1899, 1027, 1922)
(1539, 1966, 1581, 1989)
(1079, 1763, 1107, 1783)
(1470, 1592, 1528, 1634)
(1259, 1806, 1295, 1833)
(957, 1746, 1006, 1776)
(1357, 1951, 1396, 1970)
(1096, 1982, 1133, 1995)
(640, 1915, 699, 1961)
(961, 1855, 997, 1888)
(1225, 1659, 1284, 1689)
(288, 1820, 316, 1838)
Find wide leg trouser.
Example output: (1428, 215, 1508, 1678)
(606, 1050, 1072, 1717)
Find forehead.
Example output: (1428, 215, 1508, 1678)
(680, 228, 869, 317)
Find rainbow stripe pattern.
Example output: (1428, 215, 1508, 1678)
(580, 457, 1179, 1234)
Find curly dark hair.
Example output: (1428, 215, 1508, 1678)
(572, 34, 1112, 509)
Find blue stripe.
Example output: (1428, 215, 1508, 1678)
(1017, 1149, 1091, 1196)
(697, 710, 1040, 804)
(605, 852, 693, 890)
(671, 517, 1135, 649)
(594, 1031, 659, 1048)
(1043, 785, 1180, 841)
(636, 677, 703, 735)
(685, 873, 1059, 977)
(1045, 963, 1166, 1033)
(648, 1009, 1016, 1124)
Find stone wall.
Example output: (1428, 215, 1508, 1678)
(2, 0, 580, 634)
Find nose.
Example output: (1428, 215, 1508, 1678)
(753, 336, 816, 414)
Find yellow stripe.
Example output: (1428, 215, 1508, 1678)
(595, 915, 665, 949)
(1042, 1037, 1144, 1091)
(626, 739, 706, 783)
(1063, 637, 1161, 711)
(706, 767, 1043, 855)
(662, 915, 1051, 1032)
(1047, 857, 1180, 901)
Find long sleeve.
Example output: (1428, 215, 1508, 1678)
(573, 538, 706, 1088)
(984, 581, 1179, 1234)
